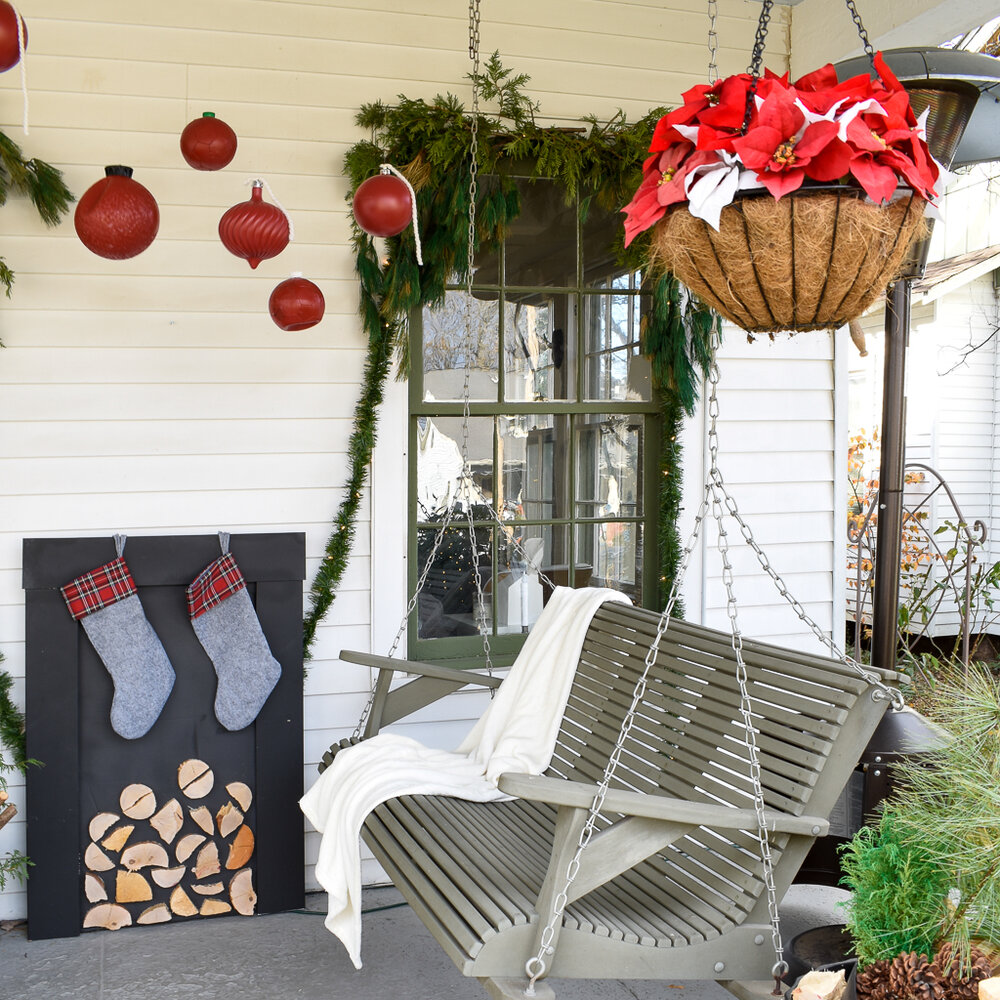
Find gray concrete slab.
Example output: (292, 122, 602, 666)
(0, 884, 849, 1000)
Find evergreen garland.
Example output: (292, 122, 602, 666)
(0, 654, 26, 773)
(303, 56, 718, 658)
(0, 129, 74, 299)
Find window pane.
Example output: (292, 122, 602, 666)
(504, 178, 577, 288)
(416, 525, 493, 639)
(422, 291, 499, 403)
(416, 416, 494, 520)
(582, 204, 622, 281)
(499, 414, 569, 521)
(495, 524, 566, 634)
(583, 290, 651, 402)
(576, 521, 642, 599)
(503, 295, 575, 402)
(575, 417, 643, 519)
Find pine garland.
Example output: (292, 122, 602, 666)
(0, 129, 74, 299)
(303, 56, 717, 658)
(0, 654, 25, 774)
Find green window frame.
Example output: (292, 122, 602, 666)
(408, 176, 661, 664)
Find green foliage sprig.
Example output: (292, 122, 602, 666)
(1, 653, 33, 890)
(303, 56, 717, 657)
(0, 130, 74, 298)
(841, 663, 1000, 969)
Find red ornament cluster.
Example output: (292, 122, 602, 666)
(352, 173, 412, 238)
(0, 0, 26, 73)
(218, 182, 290, 269)
(74, 166, 160, 260)
(623, 52, 940, 246)
(180, 112, 238, 171)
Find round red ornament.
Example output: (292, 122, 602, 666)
(0, 1, 26, 73)
(74, 166, 159, 260)
(352, 173, 412, 238)
(218, 181, 289, 269)
(180, 111, 238, 171)
(268, 274, 325, 331)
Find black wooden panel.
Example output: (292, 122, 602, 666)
(25, 589, 82, 940)
(23, 533, 306, 940)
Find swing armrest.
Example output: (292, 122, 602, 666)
(497, 773, 829, 837)
(339, 649, 503, 689)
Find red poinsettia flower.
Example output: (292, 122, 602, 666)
(650, 74, 755, 154)
(731, 86, 849, 198)
(622, 142, 699, 246)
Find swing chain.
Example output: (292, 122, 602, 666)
(525, 494, 712, 993)
(705, 351, 786, 986)
(704, 357, 905, 712)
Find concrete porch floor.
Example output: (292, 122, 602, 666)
(1, 883, 850, 1000)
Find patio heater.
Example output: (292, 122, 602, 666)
(834, 47, 1000, 675)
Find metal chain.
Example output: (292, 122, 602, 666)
(461, 0, 493, 679)
(844, 0, 876, 65)
(707, 0, 719, 85)
(353, 0, 488, 737)
(704, 351, 785, 989)
(741, 0, 773, 133)
(525, 492, 713, 993)
(704, 357, 904, 711)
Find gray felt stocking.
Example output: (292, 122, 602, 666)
(61, 535, 175, 741)
(187, 533, 281, 731)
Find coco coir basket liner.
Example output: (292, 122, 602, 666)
(651, 187, 927, 334)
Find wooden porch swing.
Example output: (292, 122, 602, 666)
(314, 4, 906, 998)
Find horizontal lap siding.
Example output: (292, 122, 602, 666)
(0, 0, 789, 915)
(682, 329, 843, 652)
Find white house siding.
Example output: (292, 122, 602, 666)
(679, 329, 847, 657)
(0, 0, 804, 919)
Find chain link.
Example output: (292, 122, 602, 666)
(707, 0, 719, 85)
(741, 0, 773, 133)
(844, 0, 875, 64)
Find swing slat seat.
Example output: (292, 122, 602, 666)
(322, 602, 903, 997)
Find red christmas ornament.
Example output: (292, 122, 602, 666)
(0, 1, 26, 73)
(352, 173, 412, 238)
(218, 181, 289, 269)
(180, 111, 238, 171)
(74, 166, 159, 260)
(268, 275, 325, 331)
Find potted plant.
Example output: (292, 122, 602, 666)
(839, 662, 1000, 998)
(622, 53, 937, 335)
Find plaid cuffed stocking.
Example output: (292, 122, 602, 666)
(61, 535, 175, 740)
(187, 533, 281, 731)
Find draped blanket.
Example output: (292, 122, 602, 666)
(299, 585, 630, 968)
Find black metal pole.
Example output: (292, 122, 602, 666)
(871, 278, 911, 673)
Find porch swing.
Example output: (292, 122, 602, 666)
(310, 4, 907, 999)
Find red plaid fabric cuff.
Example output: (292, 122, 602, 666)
(187, 553, 246, 619)
(61, 557, 137, 620)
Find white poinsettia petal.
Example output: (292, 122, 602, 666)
(686, 164, 741, 231)
(834, 97, 888, 141)
(673, 123, 699, 143)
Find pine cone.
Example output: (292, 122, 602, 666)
(929, 943, 994, 999)
(857, 959, 894, 1000)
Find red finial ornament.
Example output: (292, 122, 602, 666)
(218, 181, 290, 268)
(352, 171, 413, 238)
(0, 1, 26, 73)
(74, 166, 160, 260)
(180, 112, 238, 171)
(268, 274, 325, 331)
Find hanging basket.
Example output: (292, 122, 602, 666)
(650, 186, 926, 335)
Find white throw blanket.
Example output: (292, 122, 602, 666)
(299, 585, 629, 968)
